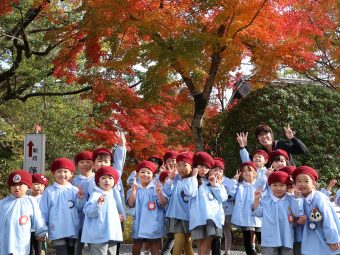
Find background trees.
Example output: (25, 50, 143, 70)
(214, 84, 340, 187)
(49, 0, 338, 150)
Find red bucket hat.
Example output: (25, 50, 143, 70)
(136, 160, 157, 173)
(74, 150, 93, 165)
(32, 173, 49, 187)
(50, 158, 75, 172)
(95, 166, 119, 186)
(292, 166, 318, 182)
(268, 171, 290, 186)
(8, 170, 32, 189)
(193, 152, 214, 169)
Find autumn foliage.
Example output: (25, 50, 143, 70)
(1, 0, 338, 158)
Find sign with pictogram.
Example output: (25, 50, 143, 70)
(23, 134, 46, 173)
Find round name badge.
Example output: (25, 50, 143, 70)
(147, 201, 156, 211)
(13, 174, 21, 183)
(68, 200, 74, 208)
(181, 191, 189, 203)
(19, 215, 29, 225)
(309, 222, 316, 230)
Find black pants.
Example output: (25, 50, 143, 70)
(30, 232, 42, 255)
(242, 230, 261, 255)
(54, 238, 76, 255)
(211, 237, 221, 255)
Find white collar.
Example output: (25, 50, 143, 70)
(77, 173, 94, 180)
(270, 193, 286, 202)
(304, 190, 315, 204)
(53, 182, 72, 188)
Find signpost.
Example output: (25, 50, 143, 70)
(23, 133, 46, 174)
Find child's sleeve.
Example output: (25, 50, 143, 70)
(126, 188, 135, 208)
(240, 147, 251, 163)
(83, 193, 102, 218)
(335, 189, 340, 206)
(30, 198, 48, 237)
(182, 176, 198, 198)
(113, 145, 127, 176)
(73, 187, 86, 212)
(211, 184, 228, 203)
(113, 187, 125, 217)
(127, 171, 137, 186)
(317, 196, 340, 244)
(39, 190, 50, 225)
(163, 176, 175, 197)
(319, 188, 331, 197)
(290, 196, 304, 217)
(154, 185, 169, 207)
(251, 202, 263, 217)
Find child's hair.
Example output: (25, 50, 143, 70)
(271, 155, 289, 165)
(92, 148, 112, 161)
(147, 156, 163, 167)
(269, 149, 289, 166)
(238, 162, 257, 183)
(176, 152, 194, 179)
(193, 152, 214, 186)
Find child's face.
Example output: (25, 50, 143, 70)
(210, 167, 224, 178)
(197, 164, 209, 177)
(10, 184, 28, 198)
(31, 182, 45, 196)
(257, 132, 273, 147)
(165, 158, 177, 170)
(94, 155, 111, 171)
(272, 156, 287, 171)
(78, 160, 94, 175)
(270, 182, 287, 198)
(241, 166, 256, 183)
(295, 174, 315, 196)
(52, 168, 73, 185)
(137, 168, 154, 187)
(253, 154, 267, 168)
(98, 174, 115, 191)
(177, 161, 192, 178)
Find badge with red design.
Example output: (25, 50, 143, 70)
(147, 201, 156, 211)
(19, 215, 29, 225)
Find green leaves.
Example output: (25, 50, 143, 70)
(215, 84, 340, 187)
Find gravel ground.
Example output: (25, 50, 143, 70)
(45, 244, 251, 254)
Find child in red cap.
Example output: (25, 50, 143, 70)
(292, 166, 340, 255)
(81, 166, 122, 254)
(0, 170, 47, 255)
(30, 173, 49, 255)
(252, 171, 303, 255)
(230, 162, 266, 255)
(183, 152, 228, 255)
(127, 160, 168, 255)
(40, 158, 85, 255)
(72, 150, 94, 255)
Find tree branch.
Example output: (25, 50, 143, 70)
(232, 0, 268, 39)
(18, 86, 92, 102)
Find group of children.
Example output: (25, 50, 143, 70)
(0, 126, 340, 255)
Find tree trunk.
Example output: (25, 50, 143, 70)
(192, 93, 208, 151)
